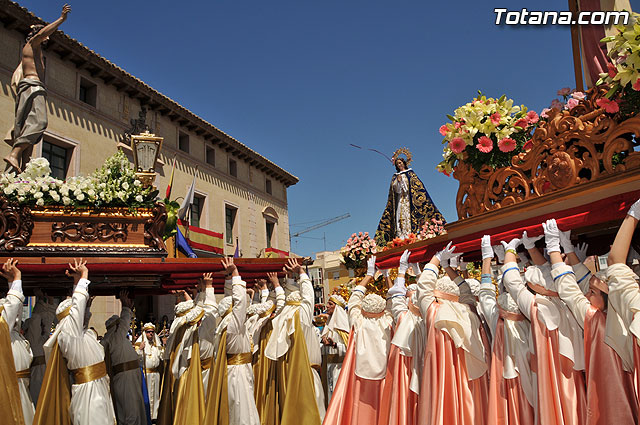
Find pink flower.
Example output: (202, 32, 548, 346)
(633, 78, 640, 91)
(439, 125, 449, 136)
(526, 110, 539, 124)
(540, 108, 552, 118)
(571, 91, 586, 100)
(596, 97, 620, 114)
(514, 118, 528, 129)
(364, 232, 369, 237)
(557, 87, 571, 96)
(449, 137, 466, 154)
(498, 137, 516, 153)
(523, 140, 533, 151)
(476, 136, 493, 153)
(351, 233, 356, 238)
(607, 63, 617, 78)
(454, 121, 464, 129)
(566, 98, 579, 110)
(550, 99, 564, 110)
(490, 113, 501, 125)
(358, 232, 363, 237)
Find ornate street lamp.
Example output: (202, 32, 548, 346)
(130, 131, 163, 188)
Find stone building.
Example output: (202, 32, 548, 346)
(0, 0, 298, 332)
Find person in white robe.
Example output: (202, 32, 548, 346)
(1, 259, 35, 425)
(135, 323, 163, 421)
(24, 289, 55, 405)
(204, 257, 260, 425)
(39, 258, 116, 425)
(194, 272, 218, 399)
(101, 290, 146, 425)
(265, 258, 326, 420)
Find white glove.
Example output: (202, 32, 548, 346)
(434, 242, 456, 263)
(628, 198, 640, 220)
(440, 257, 449, 269)
(398, 250, 410, 275)
(500, 237, 522, 253)
(492, 244, 505, 263)
(559, 230, 574, 254)
(575, 242, 589, 262)
(450, 253, 462, 269)
(542, 219, 561, 253)
(409, 263, 421, 275)
(381, 269, 390, 277)
(366, 256, 376, 277)
(481, 235, 494, 260)
(459, 258, 468, 271)
(522, 231, 543, 249)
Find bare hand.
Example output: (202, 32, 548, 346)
(255, 279, 267, 290)
(247, 288, 255, 300)
(0, 258, 21, 282)
(221, 257, 238, 276)
(267, 272, 280, 288)
(61, 4, 71, 19)
(284, 258, 303, 276)
(65, 258, 88, 283)
(119, 289, 133, 309)
(202, 272, 213, 288)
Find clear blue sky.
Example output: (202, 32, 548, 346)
(19, 0, 639, 257)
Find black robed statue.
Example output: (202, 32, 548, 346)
(374, 148, 445, 247)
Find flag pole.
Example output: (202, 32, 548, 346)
(568, 0, 585, 92)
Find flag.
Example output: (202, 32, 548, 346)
(177, 171, 197, 221)
(233, 238, 240, 258)
(176, 226, 197, 258)
(165, 156, 177, 199)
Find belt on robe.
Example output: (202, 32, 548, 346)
(201, 357, 213, 370)
(31, 355, 46, 367)
(16, 369, 30, 379)
(434, 290, 459, 302)
(310, 364, 321, 371)
(286, 301, 301, 306)
(71, 361, 107, 384)
(527, 282, 559, 297)
(145, 367, 161, 374)
(259, 304, 276, 318)
(362, 310, 385, 318)
(326, 354, 345, 364)
(111, 359, 140, 376)
(227, 352, 252, 365)
(498, 306, 526, 321)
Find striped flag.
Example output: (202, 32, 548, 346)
(165, 156, 177, 200)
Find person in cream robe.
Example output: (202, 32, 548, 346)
(135, 323, 163, 421)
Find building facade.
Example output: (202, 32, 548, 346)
(308, 250, 354, 305)
(0, 1, 298, 333)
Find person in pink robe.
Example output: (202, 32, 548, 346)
(378, 250, 424, 425)
(501, 223, 587, 425)
(323, 256, 394, 425)
(416, 242, 489, 425)
(553, 224, 638, 425)
(604, 197, 640, 421)
(478, 236, 535, 425)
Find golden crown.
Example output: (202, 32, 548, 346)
(392, 147, 412, 165)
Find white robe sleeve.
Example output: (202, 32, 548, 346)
(299, 272, 315, 327)
(274, 287, 285, 315)
(1, 280, 24, 326)
(348, 287, 365, 329)
(260, 289, 269, 304)
(417, 264, 438, 316)
(572, 262, 592, 294)
(69, 279, 90, 334)
(202, 287, 219, 319)
(554, 263, 589, 327)
(478, 284, 499, 337)
(230, 276, 247, 334)
(501, 263, 533, 320)
(607, 263, 640, 335)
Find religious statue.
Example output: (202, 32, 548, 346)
(374, 148, 445, 247)
(3, 4, 71, 173)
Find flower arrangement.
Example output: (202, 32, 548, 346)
(418, 218, 447, 240)
(386, 233, 418, 250)
(540, 88, 588, 118)
(0, 151, 158, 209)
(340, 231, 378, 270)
(436, 93, 539, 176)
(597, 12, 640, 117)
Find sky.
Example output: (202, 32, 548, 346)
(18, 0, 639, 257)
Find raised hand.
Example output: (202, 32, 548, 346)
(267, 272, 280, 288)
(398, 250, 410, 275)
(575, 242, 589, 262)
(542, 219, 561, 253)
(202, 272, 213, 288)
(284, 258, 303, 276)
(481, 235, 494, 260)
(61, 4, 71, 19)
(0, 258, 20, 282)
(559, 229, 574, 253)
(366, 255, 377, 277)
(65, 258, 88, 284)
(449, 253, 462, 269)
(492, 244, 505, 263)
(522, 231, 543, 250)
(500, 237, 522, 253)
(119, 289, 134, 309)
(247, 287, 255, 301)
(434, 242, 456, 264)
(221, 257, 239, 277)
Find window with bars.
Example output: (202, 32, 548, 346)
(225, 205, 237, 245)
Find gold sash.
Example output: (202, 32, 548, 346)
(335, 329, 350, 348)
(201, 357, 213, 370)
(285, 301, 301, 306)
(16, 369, 30, 379)
(156, 323, 188, 425)
(260, 304, 276, 318)
(71, 361, 107, 384)
(173, 330, 205, 425)
(227, 352, 252, 365)
(0, 309, 26, 425)
(253, 322, 279, 425)
(32, 341, 71, 425)
(145, 367, 161, 374)
(203, 330, 230, 425)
